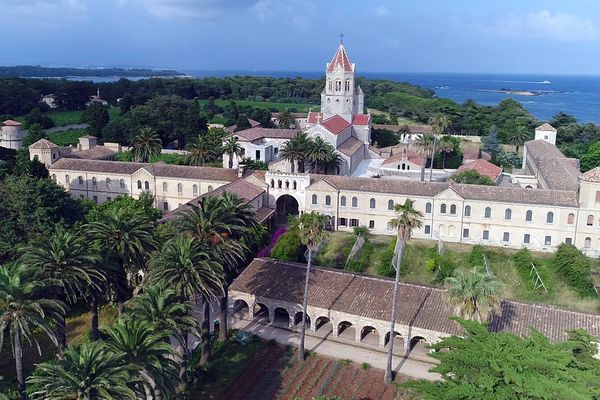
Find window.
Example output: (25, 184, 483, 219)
(144, 181, 150, 191)
(120, 179, 125, 189)
(325, 195, 331, 206)
(370, 198, 376, 209)
(274, 147, 279, 155)
(65, 175, 70, 184)
(284, 180, 289, 190)
(526, 210, 533, 222)
(328, 80, 332, 91)
(464, 205, 471, 217)
(565, 238, 572, 245)
(387, 222, 394, 231)
(351, 197, 358, 208)
(388, 199, 394, 210)
(503, 232, 510, 242)
(91, 177, 97, 187)
(567, 213, 575, 225)
(161, 182, 167, 192)
(208, 185, 213, 192)
(312, 194, 317, 205)
(193, 184, 198, 196)
(546, 211, 554, 224)
(137, 180, 142, 189)
(345, 79, 351, 92)
(293, 181, 297, 190)
(79, 176, 84, 185)
(426, 202, 432, 214)
(545, 236, 552, 246)
(340, 196, 347, 207)
(335, 80, 342, 91)
(424, 225, 431, 235)
(255, 150, 260, 160)
(277, 180, 282, 189)
(463, 228, 470, 238)
(51, 174, 56, 181)
(483, 230, 490, 240)
(523, 234, 530, 244)
(440, 204, 447, 214)
(585, 237, 592, 249)
(450, 204, 457, 215)
(163, 202, 169, 211)
(107, 197, 111, 202)
(93, 196, 98, 204)
(504, 208, 512, 220)
(350, 218, 359, 227)
(106, 178, 111, 188)
(587, 215, 594, 226)
(177, 183, 182, 193)
(369, 220, 375, 229)
(596, 191, 600, 203)
(270, 179, 274, 188)
(484, 207, 491, 219)
(339, 218, 347, 227)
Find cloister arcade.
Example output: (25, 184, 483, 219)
(230, 297, 433, 357)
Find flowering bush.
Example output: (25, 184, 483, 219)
(257, 226, 287, 257)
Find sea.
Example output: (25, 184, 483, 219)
(64, 71, 600, 123)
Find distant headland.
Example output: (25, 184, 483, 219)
(0, 65, 185, 78)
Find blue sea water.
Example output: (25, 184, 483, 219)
(187, 70, 600, 124)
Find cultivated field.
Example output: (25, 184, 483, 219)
(198, 99, 319, 113)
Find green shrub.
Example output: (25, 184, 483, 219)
(377, 237, 397, 277)
(434, 254, 457, 282)
(353, 225, 369, 236)
(270, 231, 306, 262)
(361, 362, 371, 370)
(553, 243, 596, 297)
(467, 245, 486, 268)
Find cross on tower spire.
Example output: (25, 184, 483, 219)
(339, 33, 344, 43)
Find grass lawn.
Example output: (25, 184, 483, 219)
(0, 306, 118, 391)
(47, 128, 88, 146)
(315, 231, 355, 269)
(198, 99, 319, 113)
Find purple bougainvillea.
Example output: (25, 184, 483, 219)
(257, 226, 287, 257)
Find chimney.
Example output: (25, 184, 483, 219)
(237, 163, 246, 178)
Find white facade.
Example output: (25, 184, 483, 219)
(0, 120, 24, 150)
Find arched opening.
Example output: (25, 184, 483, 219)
(384, 331, 404, 354)
(273, 307, 290, 328)
(275, 194, 299, 225)
(337, 321, 356, 340)
(315, 317, 333, 336)
(409, 336, 429, 357)
(232, 299, 249, 318)
(253, 303, 269, 323)
(294, 311, 311, 329)
(360, 326, 380, 346)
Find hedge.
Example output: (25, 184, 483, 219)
(270, 231, 306, 262)
(553, 243, 596, 297)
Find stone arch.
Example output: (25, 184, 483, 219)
(409, 336, 429, 356)
(360, 326, 380, 346)
(448, 225, 456, 237)
(294, 311, 311, 328)
(315, 316, 333, 335)
(253, 303, 269, 321)
(232, 299, 249, 317)
(273, 307, 291, 328)
(275, 194, 299, 224)
(438, 224, 446, 236)
(384, 331, 403, 347)
(337, 321, 355, 340)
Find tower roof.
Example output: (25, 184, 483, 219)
(3, 120, 21, 127)
(327, 43, 354, 72)
(29, 139, 59, 149)
(536, 123, 557, 132)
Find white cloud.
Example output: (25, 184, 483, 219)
(486, 10, 599, 42)
(134, 0, 259, 20)
(1, 0, 88, 22)
(371, 5, 391, 18)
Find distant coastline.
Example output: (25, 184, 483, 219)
(471, 88, 560, 97)
(0, 65, 185, 78)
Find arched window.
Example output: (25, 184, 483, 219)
(119, 179, 125, 189)
(484, 207, 491, 218)
(567, 213, 575, 225)
(312, 194, 317, 205)
(285, 181, 289, 189)
(92, 177, 97, 187)
(426, 202, 432, 214)
(163, 182, 168, 192)
(65, 174, 70, 184)
(193, 184, 198, 196)
(328, 80, 332, 91)
(137, 180, 142, 189)
(505, 208, 512, 220)
(546, 212, 554, 224)
(345, 79, 351, 92)
(401, 163, 406, 170)
(177, 183, 182, 193)
(277, 180, 282, 189)
(440, 204, 447, 214)
(526, 210, 533, 222)
(270, 179, 274, 188)
(51, 174, 56, 181)
(370, 198, 376, 209)
(208, 185, 213, 192)
(340, 196, 346, 207)
(464, 205, 471, 217)
(335, 80, 342, 91)
(388, 199, 394, 210)
(584, 237, 592, 249)
(587, 215, 594, 226)
(450, 204, 457, 215)
(352, 197, 358, 207)
(106, 178, 111, 188)
(325, 195, 331, 206)
(293, 181, 297, 190)
(144, 181, 150, 191)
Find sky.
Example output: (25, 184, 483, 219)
(1, 0, 600, 75)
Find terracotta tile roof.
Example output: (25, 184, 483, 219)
(525, 140, 580, 192)
(321, 115, 351, 135)
(373, 124, 432, 134)
(194, 178, 265, 203)
(337, 136, 363, 157)
(456, 159, 502, 182)
(580, 167, 600, 183)
(224, 118, 263, 134)
(318, 175, 446, 197)
(463, 147, 491, 162)
(271, 112, 308, 118)
(327, 44, 354, 72)
(63, 146, 116, 160)
(233, 127, 299, 142)
(536, 123, 557, 132)
(381, 150, 425, 166)
(307, 112, 324, 124)
(352, 114, 370, 125)
(49, 158, 239, 181)
(249, 119, 262, 128)
(29, 139, 58, 149)
(3, 119, 21, 127)
(255, 207, 275, 223)
(231, 259, 600, 342)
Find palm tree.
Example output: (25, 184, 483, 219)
(19, 226, 105, 348)
(277, 109, 296, 129)
(444, 268, 502, 323)
(28, 341, 138, 400)
(289, 212, 329, 362)
(415, 133, 434, 181)
(85, 207, 157, 315)
(126, 286, 199, 354)
(103, 318, 179, 400)
(132, 127, 162, 163)
(147, 236, 224, 366)
(222, 136, 243, 169)
(186, 136, 217, 166)
(307, 137, 332, 173)
(0, 264, 65, 400)
(322, 150, 343, 175)
(280, 132, 310, 173)
(428, 114, 451, 181)
(508, 125, 530, 154)
(438, 135, 454, 169)
(385, 199, 423, 383)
